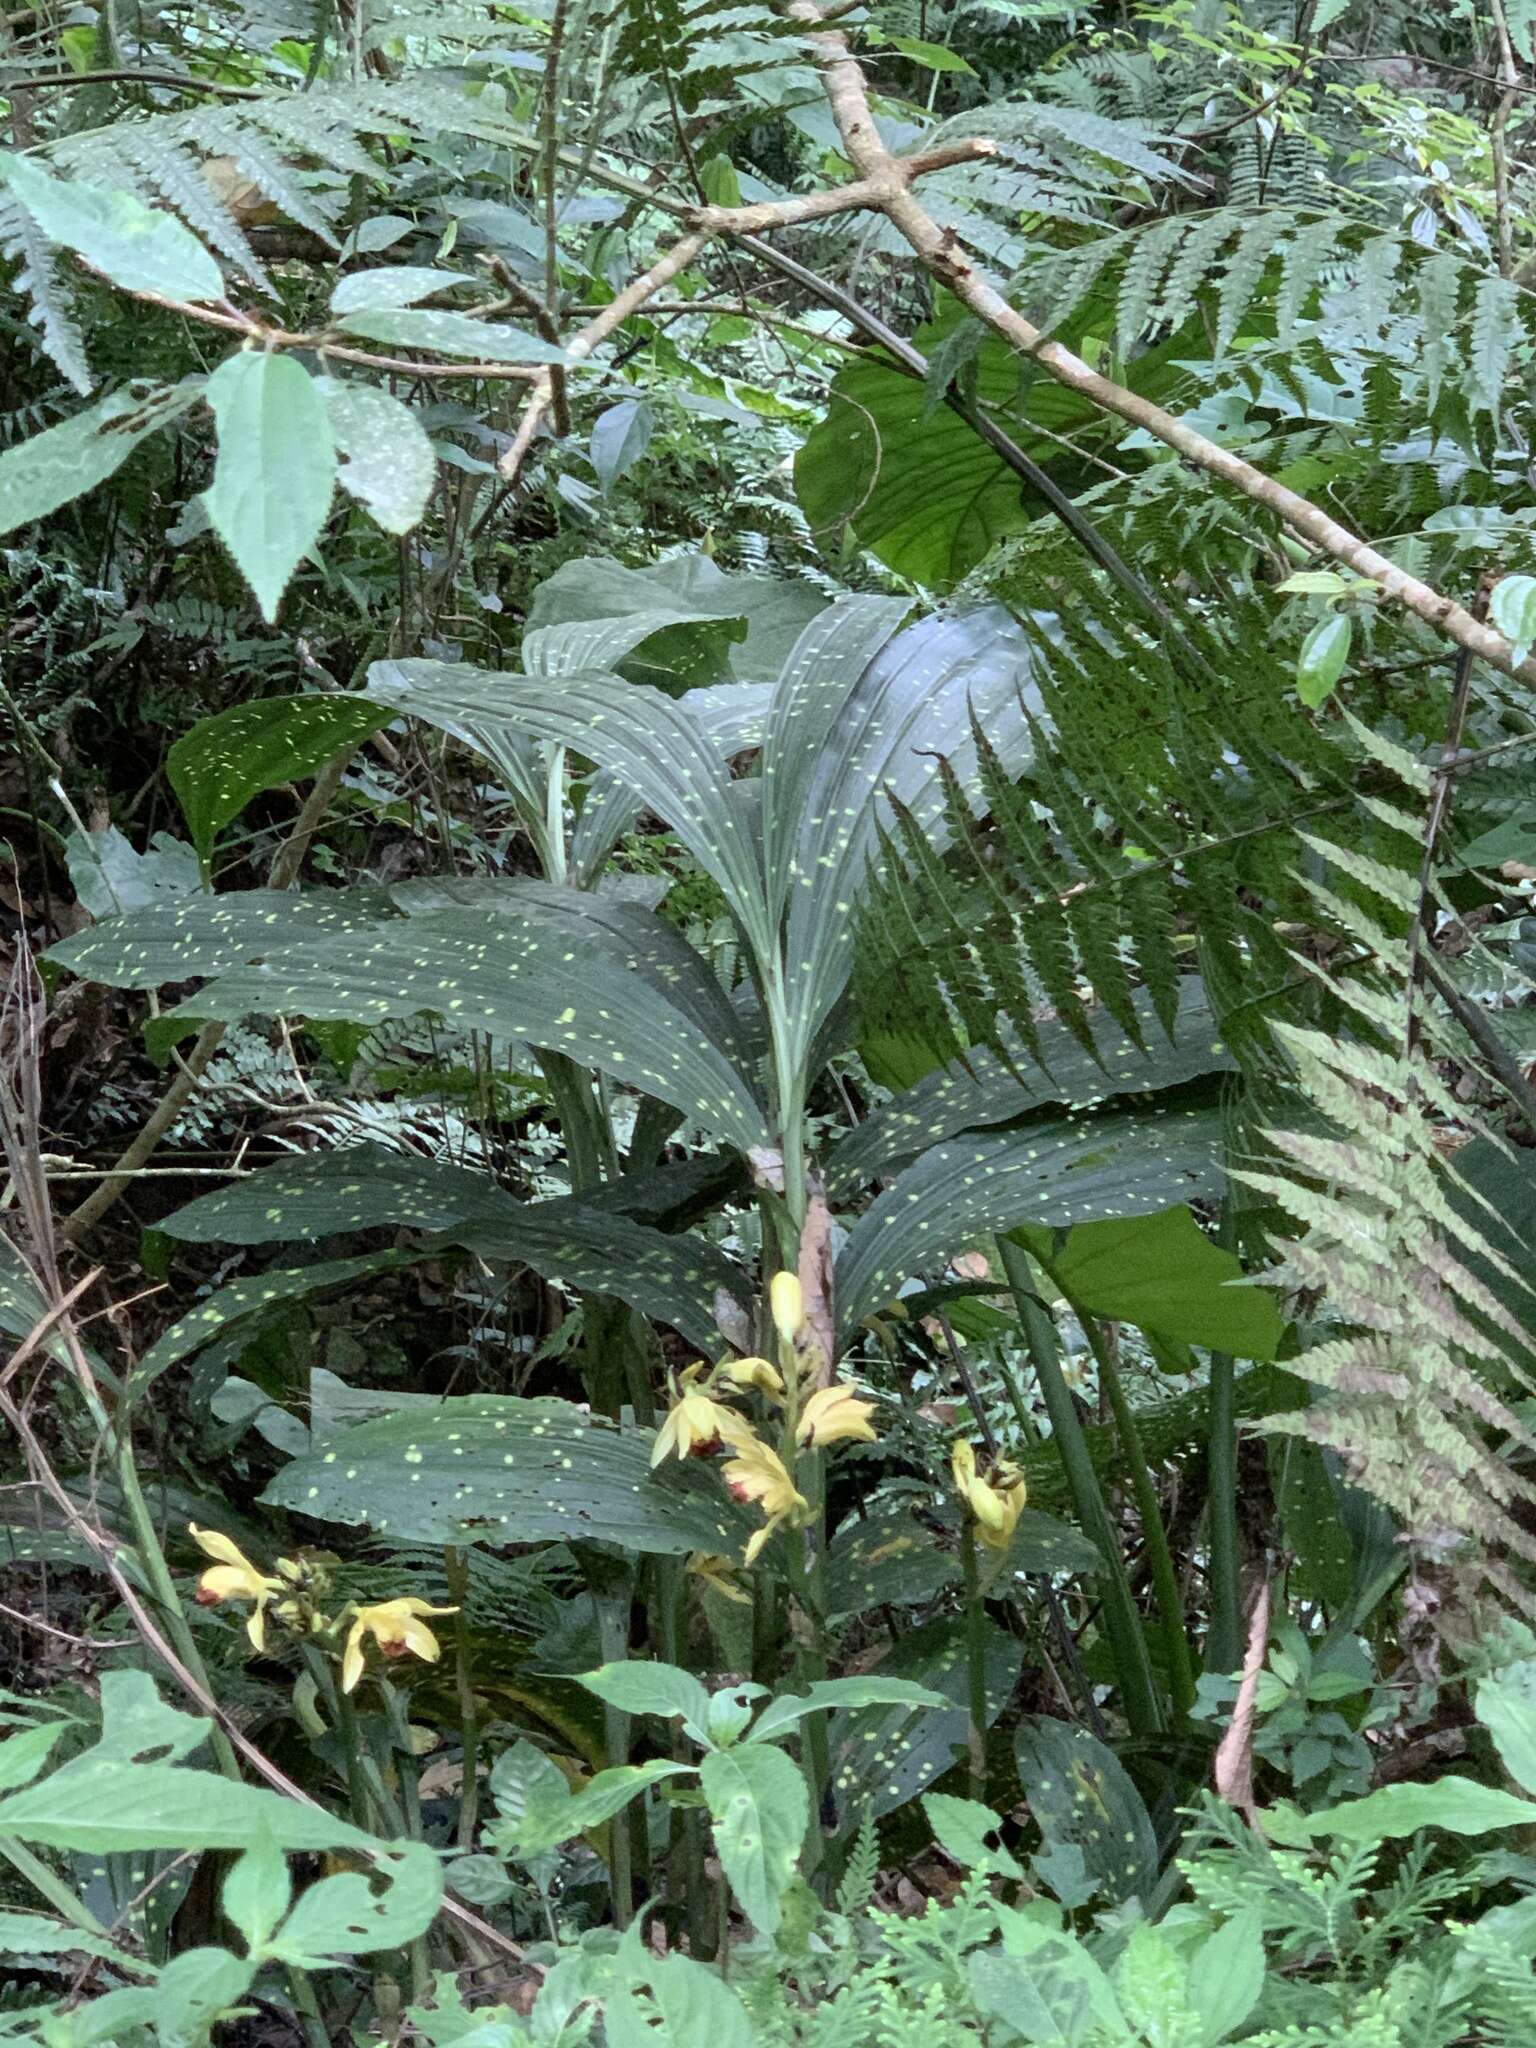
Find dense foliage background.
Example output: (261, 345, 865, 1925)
(7, 1, 1536, 2042)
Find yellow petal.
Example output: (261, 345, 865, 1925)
(650, 1410, 682, 1468)
(770, 1271, 803, 1345)
(341, 1620, 367, 1693)
(189, 1524, 252, 1570)
(396, 1619, 443, 1663)
(245, 1603, 268, 1654)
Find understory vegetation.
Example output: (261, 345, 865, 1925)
(8, 0, 1536, 2042)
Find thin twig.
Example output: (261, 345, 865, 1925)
(1489, 0, 1523, 280)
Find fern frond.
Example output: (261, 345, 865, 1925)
(0, 195, 91, 393)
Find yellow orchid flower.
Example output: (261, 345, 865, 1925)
(797, 1381, 878, 1450)
(650, 1364, 757, 1469)
(951, 1440, 1027, 1553)
(341, 1598, 458, 1694)
(723, 1436, 809, 1565)
(687, 1552, 752, 1606)
(770, 1271, 804, 1346)
(720, 1354, 786, 1400)
(188, 1524, 281, 1652)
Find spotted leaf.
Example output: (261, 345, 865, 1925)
(262, 1396, 751, 1555)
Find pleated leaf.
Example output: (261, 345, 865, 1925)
(367, 662, 773, 960)
(158, 888, 769, 1151)
(835, 1104, 1225, 1337)
(263, 1396, 750, 1554)
(830, 979, 1232, 1194)
(158, 1145, 747, 1351)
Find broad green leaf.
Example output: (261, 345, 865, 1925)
(1493, 573, 1536, 667)
(578, 1661, 713, 1743)
(0, 1910, 151, 1972)
(1477, 1659, 1536, 1800)
(590, 399, 653, 494)
(329, 266, 477, 314)
(699, 1741, 806, 1934)
(642, 1954, 759, 2048)
(1296, 613, 1352, 708)
(159, 1144, 747, 1353)
(0, 1757, 381, 1854)
(825, 1503, 961, 1617)
(170, 884, 771, 1152)
(334, 308, 570, 360)
(524, 551, 826, 686)
(168, 694, 392, 858)
(319, 378, 437, 535)
(0, 1719, 69, 1792)
(222, 1833, 291, 1954)
(1189, 1909, 1264, 2045)
(513, 1760, 695, 1857)
(153, 1948, 256, 2041)
(829, 1616, 1020, 1823)
(46, 885, 395, 988)
(0, 151, 223, 301)
(749, 1677, 948, 1745)
(1003, 1509, 1105, 1577)
(830, 979, 1233, 1193)
(0, 381, 202, 535)
(886, 31, 974, 69)
(835, 1104, 1225, 1338)
(1014, 1716, 1157, 1906)
(368, 662, 774, 958)
(262, 1395, 752, 1556)
(1022, 1204, 1285, 1359)
(65, 826, 201, 918)
(922, 1793, 1023, 1875)
(266, 1841, 442, 1964)
(969, 1942, 1124, 2048)
(202, 350, 337, 622)
(135, 1250, 416, 1390)
(88, 1671, 209, 1767)
(770, 603, 1039, 1064)
(1285, 1776, 1535, 1841)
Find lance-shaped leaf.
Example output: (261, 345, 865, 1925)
(773, 604, 1040, 1065)
(169, 888, 769, 1151)
(830, 979, 1233, 1194)
(835, 1104, 1225, 1338)
(1014, 1717, 1158, 1907)
(202, 350, 336, 623)
(263, 1396, 751, 1555)
(367, 663, 774, 962)
(45, 886, 397, 987)
(158, 1145, 748, 1352)
(333, 308, 571, 360)
(699, 1743, 806, 1935)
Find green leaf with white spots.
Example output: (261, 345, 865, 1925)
(0, 151, 224, 301)
(332, 308, 571, 361)
(367, 661, 774, 960)
(135, 1250, 418, 1391)
(329, 266, 476, 314)
(835, 1104, 1225, 1339)
(45, 884, 395, 987)
(168, 694, 392, 858)
(0, 381, 204, 535)
(202, 350, 336, 622)
(699, 1740, 806, 1934)
(825, 1502, 961, 1617)
(262, 1396, 752, 1555)
(827, 1616, 1020, 1824)
(1014, 1716, 1157, 1907)
(768, 602, 1038, 1065)
(158, 1147, 747, 1352)
(172, 890, 771, 1152)
(319, 378, 437, 536)
(830, 979, 1232, 1194)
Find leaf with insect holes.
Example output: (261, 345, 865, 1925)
(0, 151, 224, 301)
(202, 351, 336, 622)
(0, 382, 203, 535)
(262, 1395, 753, 1555)
(700, 1742, 807, 1934)
(318, 378, 436, 535)
(168, 695, 392, 858)
(835, 1104, 1225, 1339)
